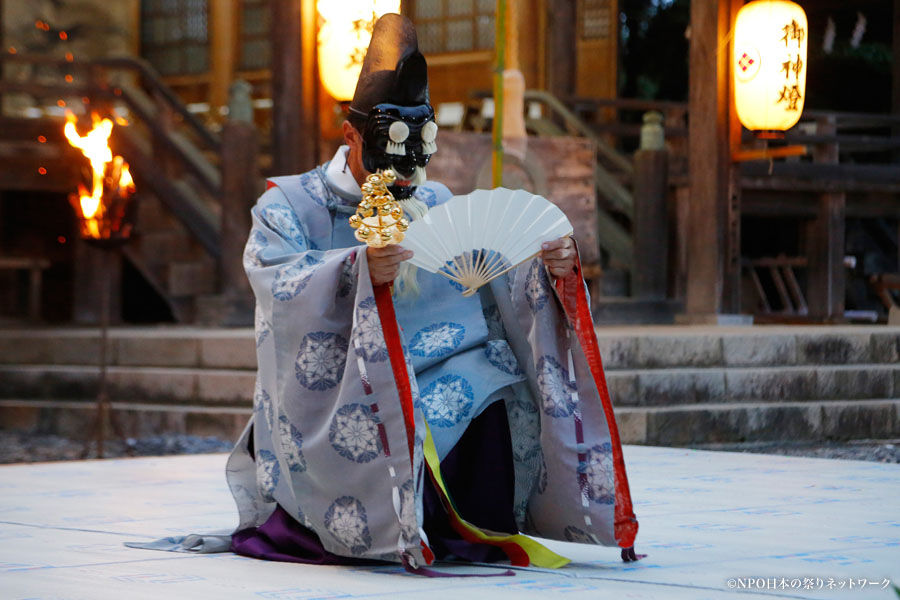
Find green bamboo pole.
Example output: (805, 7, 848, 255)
(492, 0, 507, 188)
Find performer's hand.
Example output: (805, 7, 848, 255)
(367, 245, 414, 286)
(541, 236, 576, 278)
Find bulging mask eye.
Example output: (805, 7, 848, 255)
(421, 121, 438, 155)
(387, 121, 409, 155)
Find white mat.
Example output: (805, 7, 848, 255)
(1, 446, 898, 599)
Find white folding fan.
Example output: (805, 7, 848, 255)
(399, 188, 573, 296)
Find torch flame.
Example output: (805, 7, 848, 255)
(63, 112, 135, 238)
(119, 164, 133, 191)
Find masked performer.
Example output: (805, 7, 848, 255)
(226, 14, 640, 572)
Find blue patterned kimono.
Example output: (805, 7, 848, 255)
(227, 160, 639, 568)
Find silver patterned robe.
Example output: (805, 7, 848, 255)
(227, 161, 639, 568)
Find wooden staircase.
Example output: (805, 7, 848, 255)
(0, 54, 258, 324)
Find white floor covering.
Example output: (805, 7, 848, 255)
(1, 446, 898, 600)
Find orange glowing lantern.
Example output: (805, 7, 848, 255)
(64, 112, 136, 242)
(733, 0, 808, 135)
(317, 0, 401, 101)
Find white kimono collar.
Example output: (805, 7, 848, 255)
(324, 145, 362, 200)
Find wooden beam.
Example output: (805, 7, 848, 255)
(220, 118, 259, 298)
(546, 0, 576, 98)
(270, 0, 318, 176)
(806, 115, 846, 322)
(721, 0, 745, 315)
(632, 147, 668, 298)
(208, 0, 238, 119)
(806, 193, 846, 322)
(685, 0, 731, 315)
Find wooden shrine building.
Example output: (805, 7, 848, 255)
(0, 0, 898, 326)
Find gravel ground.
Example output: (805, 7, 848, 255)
(2, 431, 900, 464)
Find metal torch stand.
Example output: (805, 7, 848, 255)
(81, 247, 132, 459)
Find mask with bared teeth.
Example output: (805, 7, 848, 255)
(347, 14, 437, 200)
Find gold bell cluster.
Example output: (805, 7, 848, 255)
(349, 169, 410, 248)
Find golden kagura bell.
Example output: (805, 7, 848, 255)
(349, 169, 410, 248)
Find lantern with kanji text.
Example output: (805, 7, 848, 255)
(317, 0, 401, 101)
(733, 0, 808, 136)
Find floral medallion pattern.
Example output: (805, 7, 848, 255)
(254, 381, 274, 430)
(272, 254, 323, 301)
(324, 496, 372, 555)
(419, 374, 474, 428)
(278, 415, 307, 473)
(295, 331, 348, 391)
(398, 479, 418, 544)
(354, 297, 387, 362)
(579, 442, 615, 505)
(409, 322, 465, 358)
(536, 355, 577, 417)
(256, 449, 280, 502)
(525, 259, 549, 313)
(505, 397, 541, 462)
(329, 403, 382, 463)
(337, 254, 356, 298)
(260, 203, 306, 248)
(484, 339, 522, 375)
(243, 230, 268, 269)
(299, 171, 328, 207)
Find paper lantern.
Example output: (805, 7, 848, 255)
(317, 0, 401, 101)
(733, 0, 808, 133)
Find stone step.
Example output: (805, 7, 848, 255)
(3, 397, 896, 448)
(617, 399, 900, 446)
(2, 363, 898, 407)
(0, 398, 249, 441)
(1, 325, 899, 370)
(608, 364, 900, 405)
(0, 328, 256, 369)
(0, 365, 255, 406)
(593, 326, 900, 369)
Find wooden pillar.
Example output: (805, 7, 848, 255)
(220, 81, 258, 300)
(685, 0, 731, 315)
(209, 0, 238, 118)
(633, 112, 669, 299)
(545, 0, 576, 98)
(806, 115, 845, 322)
(270, 0, 318, 176)
(722, 0, 745, 315)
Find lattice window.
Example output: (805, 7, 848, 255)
(582, 0, 612, 40)
(412, 0, 495, 54)
(239, 0, 271, 71)
(140, 0, 210, 76)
